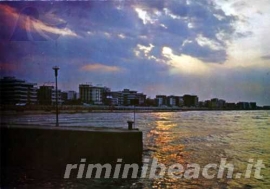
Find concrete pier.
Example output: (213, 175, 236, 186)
(1, 125, 143, 185)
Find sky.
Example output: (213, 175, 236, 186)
(0, 0, 269, 106)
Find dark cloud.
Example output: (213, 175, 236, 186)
(182, 41, 227, 63)
(2, 0, 238, 64)
(168, 0, 189, 17)
(261, 55, 270, 60)
(131, 0, 236, 62)
(0, 0, 234, 81)
(235, 31, 253, 38)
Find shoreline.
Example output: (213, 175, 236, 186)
(1, 108, 268, 115)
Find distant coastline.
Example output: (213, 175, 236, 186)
(1, 105, 269, 115)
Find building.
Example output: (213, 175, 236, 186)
(167, 96, 176, 107)
(218, 99, 226, 109)
(250, 102, 257, 110)
(145, 97, 156, 106)
(204, 100, 211, 108)
(0, 77, 37, 105)
(122, 89, 137, 105)
(199, 101, 205, 107)
(237, 102, 257, 110)
(61, 91, 68, 103)
(237, 102, 250, 109)
(209, 98, 226, 109)
(226, 102, 236, 109)
(155, 95, 167, 106)
(262, 106, 270, 110)
(104, 91, 121, 106)
(183, 95, 199, 107)
(61, 90, 77, 104)
(210, 98, 219, 108)
(67, 91, 77, 100)
(121, 89, 146, 106)
(51, 89, 62, 105)
(37, 86, 53, 105)
(175, 96, 184, 107)
(167, 95, 184, 107)
(79, 84, 110, 105)
(104, 89, 146, 106)
(37, 85, 62, 105)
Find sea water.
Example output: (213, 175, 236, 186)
(1, 110, 270, 188)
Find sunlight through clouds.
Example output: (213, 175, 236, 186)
(135, 7, 154, 25)
(162, 47, 210, 75)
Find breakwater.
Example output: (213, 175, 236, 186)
(1, 125, 143, 186)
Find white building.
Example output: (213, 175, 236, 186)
(167, 96, 176, 106)
(51, 89, 63, 105)
(79, 84, 110, 105)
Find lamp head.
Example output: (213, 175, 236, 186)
(52, 66, 60, 76)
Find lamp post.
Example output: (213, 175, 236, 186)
(52, 66, 59, 127)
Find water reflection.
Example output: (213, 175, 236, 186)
(144, 113, 188, 188)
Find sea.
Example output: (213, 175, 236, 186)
(1, 110, 270, 189)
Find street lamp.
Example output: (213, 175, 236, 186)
(52, 66, 59, 126)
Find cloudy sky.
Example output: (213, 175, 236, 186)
(0, 0, 269, 105)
